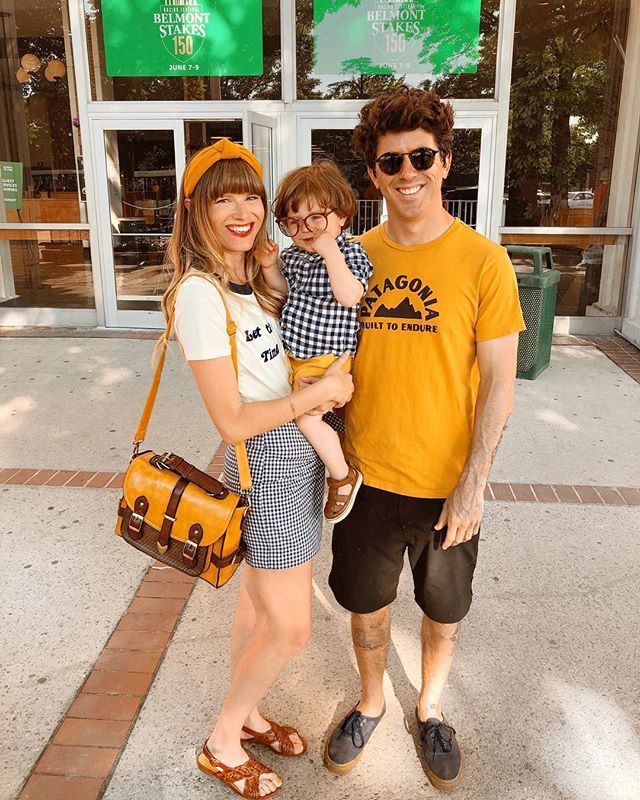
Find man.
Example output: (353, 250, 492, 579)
(324, 86, 525, 791)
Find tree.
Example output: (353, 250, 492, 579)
(504, 0, 628, 226)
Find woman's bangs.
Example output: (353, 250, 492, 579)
(204, 159, 265, 199)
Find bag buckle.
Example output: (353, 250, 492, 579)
(182, 540, 198, 567)
(128, 512, 144, 539)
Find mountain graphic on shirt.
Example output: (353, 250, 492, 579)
(374, 296, 422, 320)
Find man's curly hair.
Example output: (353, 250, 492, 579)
(353, 86, 455, 169)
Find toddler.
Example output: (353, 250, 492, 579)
(260, 161, 373, 522)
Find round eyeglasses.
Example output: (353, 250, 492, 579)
(374, 147, 445, 176)
(276, 210, 335, 237)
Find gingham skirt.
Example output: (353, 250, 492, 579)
(222, 421, 325, 570)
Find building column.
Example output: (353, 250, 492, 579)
(621, 155, 640, 346)
(591, 1, 640, 319)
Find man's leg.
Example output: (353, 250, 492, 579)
(324, 607, 390, 773)
(351, 607, 390, 716)
(325, 486, 404, 773)
(407, 498, 479, 791)
(414, 614, 464, 791)
(418, 616, 459, 721)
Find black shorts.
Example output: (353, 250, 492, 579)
(328, 485, 479, 623)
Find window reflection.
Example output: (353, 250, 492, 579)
(504, 238, 627, 317)
(0, 231, 93, 309)
(505, 0, 629, 227)
(296, 0, 498, 100)
(104, 129, 176, 310)
(0, 0, 83, 223)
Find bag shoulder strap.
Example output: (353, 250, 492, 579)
(132, 272, 252, 491)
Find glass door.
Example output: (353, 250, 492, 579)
(247, 111, 277, 238)
(92, 119, 185, 328)
(93, 116, 273, 327)
(297, 115, 495, 237)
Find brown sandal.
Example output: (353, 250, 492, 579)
(242, 720, 307, 757)
(196, 741, 281, 799)
(324, 464, 363, 523)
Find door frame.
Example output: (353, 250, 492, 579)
(247, 111, 279, 239)
(90, 111, 276, 328)
(296, 112, 497, 238)
(90, 117, 185, 328)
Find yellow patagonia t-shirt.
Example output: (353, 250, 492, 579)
(344, 219, 525, 499)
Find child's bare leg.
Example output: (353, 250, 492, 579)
(296, 413, 348, 480)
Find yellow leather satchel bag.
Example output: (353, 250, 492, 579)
(115, 287, 251, 588)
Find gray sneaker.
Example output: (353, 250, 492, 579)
(324, 703, 386, 775)
(415, 709, 463, 791)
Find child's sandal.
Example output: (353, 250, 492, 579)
(324, 465, 363, 523)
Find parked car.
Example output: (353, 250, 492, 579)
(568, 191, 594, 209)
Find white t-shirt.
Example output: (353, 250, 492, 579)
(174, 276, 291, 403)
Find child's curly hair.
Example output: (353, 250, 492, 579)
(273, 161, 357, 226)
(353, 86, 454, 168)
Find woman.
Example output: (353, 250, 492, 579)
(162, 138, 352, 799)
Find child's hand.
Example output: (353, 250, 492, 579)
(310, 230, 340, 260)
(255, 239, 280, 270)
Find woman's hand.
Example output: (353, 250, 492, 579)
(302, 352, 353, 414)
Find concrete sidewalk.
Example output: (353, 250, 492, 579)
(1, 338, 639, 800)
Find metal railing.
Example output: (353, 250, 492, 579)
(352, 198, 478, 234)
(444, 199, 477, 228)
(352, 199, 383, 235)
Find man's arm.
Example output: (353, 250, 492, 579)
(435, 333, 518, 549)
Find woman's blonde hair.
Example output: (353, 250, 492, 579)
(162, 157, 284, 325)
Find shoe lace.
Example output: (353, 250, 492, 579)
(340, 710, 366, 748)
(420, 719, 455, 755)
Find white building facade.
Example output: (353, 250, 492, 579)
(1, 0, 639, 343)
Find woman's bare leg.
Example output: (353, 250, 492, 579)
(205, 561, 313, 796)
(229, 571, 303, 753)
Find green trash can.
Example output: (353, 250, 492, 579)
(506, 246, 561, 380)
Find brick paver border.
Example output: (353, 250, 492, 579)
(17, 564, 197, 800)
(14, 447, 227, 800)
(553, 333, 640, 384)
(3, 466, 639, 507)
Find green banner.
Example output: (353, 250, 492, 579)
(313, 0, 482, 76)
(102, 0, 263, 77)
(0, 162, 23, 210)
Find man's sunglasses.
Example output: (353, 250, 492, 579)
(374, 146, 445, 176)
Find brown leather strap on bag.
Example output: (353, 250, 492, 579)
(132, 275, 252, 491)
(151, 453, 228, 498)
(158, 476, 190, 551)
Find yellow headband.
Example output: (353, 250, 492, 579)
(182, 138, 263, 198)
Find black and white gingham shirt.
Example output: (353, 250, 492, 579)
(280, 233, 373, 359)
